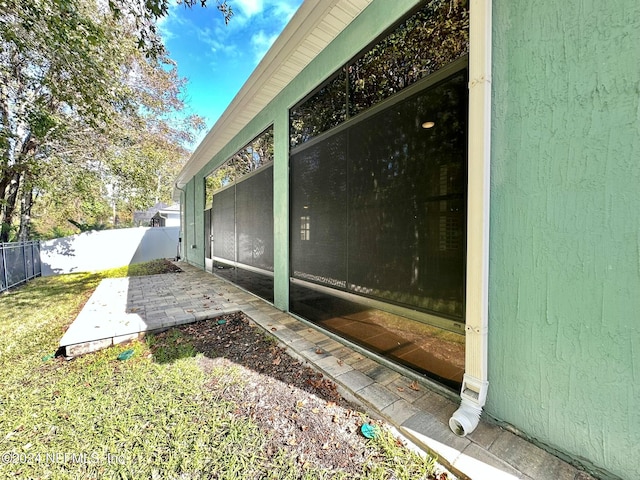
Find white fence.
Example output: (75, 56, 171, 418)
(0, 241, 42, 292)
(40, 227, 180, 276)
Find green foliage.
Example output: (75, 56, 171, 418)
(204, 126, 274, 206)
(350, 0, 469, 113)
(108, 0, 233, 58)
(27, 110, 59, 139)
(147, 329, 197, 363)
(290, 0, 469, 146)
(0, 0, 208, 241)
(45, 226, 69, 240)
(366, 427, 439, 479)
(66, 219, 109, 232)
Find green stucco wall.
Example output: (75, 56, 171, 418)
(183, 178, 200, 267)
(272, 110, 290, 311)
(488, 1, 640, 478)
(193, 174, 205, 267)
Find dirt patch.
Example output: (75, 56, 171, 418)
(153, 312, 451, 478)
(156, 258, 183, 273)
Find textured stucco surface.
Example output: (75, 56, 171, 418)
(487, 1, 640, 478)
(272, 111, 290, 311)
(183, 178, 201, 267)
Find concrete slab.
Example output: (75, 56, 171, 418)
(269, 326, 300, 345)
(287, 338, 317, 353)
(402, 411, 472, 458)
(466, 418, 505, 451)
(362, 363, 403, 386)
(65, 338, 114, 357)
(314, 355, 354, 376)
(59, 273, 229, 356)
(452, 443, 521, 480)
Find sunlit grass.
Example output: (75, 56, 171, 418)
(0, 260, 444, 479)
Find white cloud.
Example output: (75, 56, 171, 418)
(271, 0, 299, 23)
(250, 29, 280, 63)
(157, 2, 188, 44)
(233, 0, 264, 18)
(185, 0, 303, 66)
(159, 0, 303, 78)
(241, 1, 303, 64)
(197, 27, 223, 53)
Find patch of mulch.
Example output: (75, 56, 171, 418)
(154, 312, 452, 478)
(157, 258, 183, 273)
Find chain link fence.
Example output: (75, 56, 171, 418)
(0, 241, 41, 293)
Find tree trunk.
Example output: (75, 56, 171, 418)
(1, 127, 36, 242)
(0, 171, 21, 242)
(17, 185, 33, 241)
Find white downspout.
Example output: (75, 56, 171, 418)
(449, 0, 492, 437)
(174, 182, 187, 261)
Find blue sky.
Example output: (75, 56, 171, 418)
(159, 0, 304, 148)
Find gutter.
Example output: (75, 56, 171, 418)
(449, 0, 492, 436)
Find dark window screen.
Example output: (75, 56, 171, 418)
(210, 166, 274, 302)
(290, 131, 348, 288)
(348, 69, 467, 318)
(213, 260, 274, 303)
(212, 186, 235, 262)
(290, 67, 467, 321)
(236, 166, 274, 271)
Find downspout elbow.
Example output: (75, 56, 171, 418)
(449, 374, 489, 436)
(449, 398, 482, 436)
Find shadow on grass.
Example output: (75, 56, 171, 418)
(2, 259, 180, 310)
(145, 328, 199, 364)
(142, 313, 352, 408)
(1, 273, 102, 313)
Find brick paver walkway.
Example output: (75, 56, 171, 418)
(59, 262, 596, 480)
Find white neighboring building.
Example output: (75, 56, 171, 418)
(150, 203, 180, 227)
(134, 202, 181, 227)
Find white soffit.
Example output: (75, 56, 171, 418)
(175, 0, 373, 189)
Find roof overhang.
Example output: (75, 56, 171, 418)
(174, 0, 372, 197)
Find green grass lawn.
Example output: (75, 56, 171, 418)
(0, 261, 443, 479)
